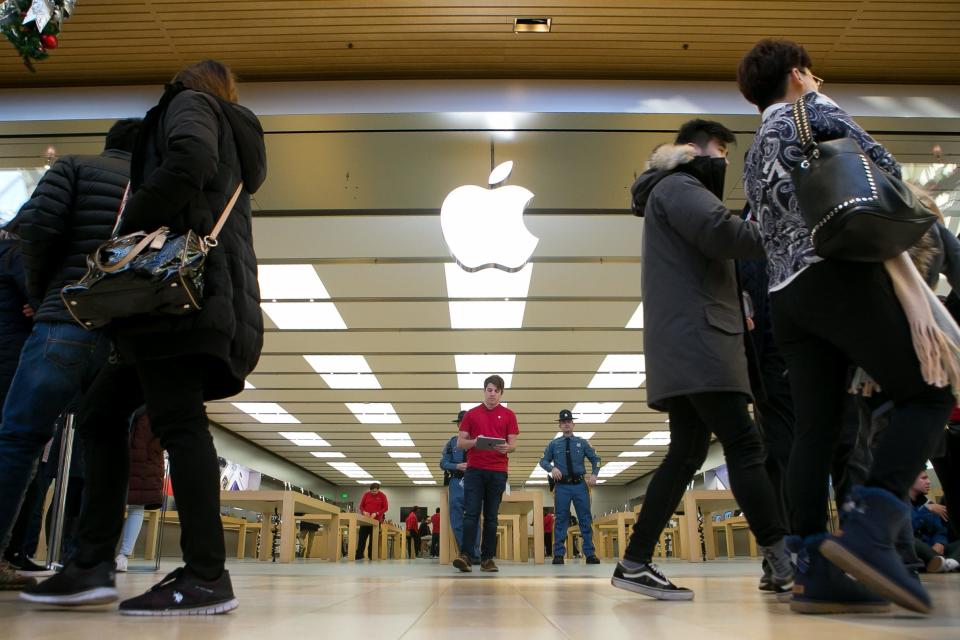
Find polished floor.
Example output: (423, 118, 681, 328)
(2, 558, 959, 639)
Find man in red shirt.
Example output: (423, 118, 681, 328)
(544, 510, 556, 558)
(430, 508, 441, 558)
(453, 375, 519, 573)
(405, 507, 421, 559)
(356, 482, 388, 560)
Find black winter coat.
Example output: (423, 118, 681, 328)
(0, 239, 31, 395)
(15, 150, 130, 323)
(114, 85, 267, 400)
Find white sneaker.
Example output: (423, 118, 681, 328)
(115, 554, 128, 573)
(945, 558, 960, 572)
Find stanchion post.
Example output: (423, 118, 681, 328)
(46, 413, 76, 570)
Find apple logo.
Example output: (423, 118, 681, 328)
(440, 161, 538, 272)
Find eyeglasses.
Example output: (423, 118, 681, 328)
(811, 73, 824, 90)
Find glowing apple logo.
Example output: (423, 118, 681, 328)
(440, 161, 538, 272)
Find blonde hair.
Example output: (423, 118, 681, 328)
(173, 60, 238, 103)
(907, 182, 945, 224)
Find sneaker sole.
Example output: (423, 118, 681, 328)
(610, 576, 694, 601)
(819, 539, 930, 614)
(120, 598, 239, 616)
(19, 586, 118, 606)
(790, 597, 891, 615)
(480, 566, 499, 572)
(452, 559, 472, 573)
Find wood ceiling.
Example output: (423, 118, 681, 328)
(2, 1, 959, 88)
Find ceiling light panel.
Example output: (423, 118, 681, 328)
(370, 431, 415, 447)
(455, 354, 515, 389)
(625, 303, 643, 329)
(261, 302, 347, 330)
(310, 451, 346, 458)
(530, 465, 549, 478)
(525, 480, 549, 485)
(278, 431, 329, 446)
(553, 431, 596, 439)
(571, 402, 623, 423)
(304, 355, 382, 389)
(445, 263, 533, 298)
(327, 462, 372, 479)
(413, 480, 438, 485)
(598, 461, 637, 478)
(388, 452, 422, 459)
(635, 431, 671, 446)
(448, 301, 526, 329)
(243, 380, 255, 390)
(618, 451, 654, 458)
(258, 264, 331, 300)
(588, 354, 646, 389)
(232, 402, 300, 424)
(346, 403, 402, 424)
(398, 462, 433, 478)
(460, 402, 508, 411)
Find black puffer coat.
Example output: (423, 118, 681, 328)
(0, 238, 31, 401)
(114, 85, 267, 401)
(15, 150, 130, 323)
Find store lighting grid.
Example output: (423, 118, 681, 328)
(398, 462, 434, 479)
(618, 451, 654, 458)
(598, 461, 636, 478)
(310, 451, 345, 459)
(277, 431, 329, 447)
(454, 354, 515, 389)
(588, 354, 646, 389)
(304, 355, 381, 389)
(232, 402, 299, 424)
(258, 264, 346, 330)
(388, 452, 422, 459)
(570, 402, 623, 424)
(445, 263, 533, 329)
(346, 403, 402, 425)
(327, 461, 372, 479)
(370, 432, 415, 447)
(635, 431, 671, 446)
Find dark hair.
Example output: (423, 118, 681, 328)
(173, 59, 239, 103)
(674, 119, 736, 149)
(435, 508, 440, 513)
(483, 374, 505, 392)
(370, 482, 380, 489)
(104, 118, 142, 153)
(737, 39, 813, 111)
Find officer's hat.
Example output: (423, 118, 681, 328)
(556, 409, 574, 422)
(452, 410, 467, 423)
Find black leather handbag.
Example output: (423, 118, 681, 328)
(61, 184, 243, 329)
(790, 96, 936, 262)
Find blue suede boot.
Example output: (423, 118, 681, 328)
(819, 486, 932, 614)
(787, 534, 889, 614)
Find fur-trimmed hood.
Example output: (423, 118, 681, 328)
(630, 144, 696, 216)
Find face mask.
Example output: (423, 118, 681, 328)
(681, 156, 727, 200)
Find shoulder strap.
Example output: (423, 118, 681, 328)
(205, 184, 244, 245)
(792, 96, 816, 154)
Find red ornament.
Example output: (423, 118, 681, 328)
(40, 34, 58, 49)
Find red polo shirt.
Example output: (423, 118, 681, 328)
(462, 403, 519, 473)
(405, 510, 419, 533)
(544, 513, 555, 533)
(358, 490, 388, 522)
(431, 512, 440, 534)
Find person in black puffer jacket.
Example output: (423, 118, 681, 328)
(24, 60, 266, 617)
(0, 121, 136, 592)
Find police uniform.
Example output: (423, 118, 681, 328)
(539, 409, 601, 560)
(439, 411, 480, 557)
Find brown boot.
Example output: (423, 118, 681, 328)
(452, 554, 472, 573)
(0, 560, 37, 591)
(480, 559, 499, 572)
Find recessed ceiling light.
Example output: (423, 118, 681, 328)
(588, 354, 646, 389)
(261, 302, 347, 330)
(625, 303, 643, 329)
(455, 354, 515, 389)
(635, 431, 671, 446)
(596, 479, 607, 484)
(448, 301, 526, 329)
(388, 452, 422, 459)
(553, 431, 596, 439)
(571, 402, 623, 423)
(513, 17, 551, 33)
(525, 480, 549, 485)
(346, 403, 401, 424)
(598, 461, 636, 478)
(310, 451, 346, 458)
(258, 264, 332, 300)
(618, 451, 654, 458)
(304, 355, 382, 389)
(530, 465, 549, 478)
(445, 263, 533, 298)
(413, 480, 438, 485)
(328, 461, 372, 479)
(278, 431, 329, 446)
(398, 462, 433, 478)
(243, 380, 255, 390)
(232, 402, 300, 424)
(370, 432, 415, 447)
(356, 480, 379, 485)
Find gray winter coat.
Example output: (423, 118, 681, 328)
(632, 145, 765, 411)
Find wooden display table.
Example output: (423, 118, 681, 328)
(500, 491, 544, 564)
(563, 528, 584, 559)
(338, 513, 381, 561)
(592, 511, 636, 559)
(142, 511, 253, 560)
(677, 489, 738, 563)
(716, 514, 758, 559)
(379, 522, 406, 559)
(218, 490, 340, 563)
(498, 513, 521, 561)
(656, 515, 687, 560)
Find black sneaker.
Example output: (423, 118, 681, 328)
(611, 560, 693, 601)
(19, 561, 117, 605)
(586, 555, 601, 565)
(552, 555, 564, 565)
(5, 552, 52, 575)
(118, 567, 238, 616)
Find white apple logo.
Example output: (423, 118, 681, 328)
(440, 161, 538, 272)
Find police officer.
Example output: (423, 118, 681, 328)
(440, 410, 480, 562)
(540, 409, 601, 564)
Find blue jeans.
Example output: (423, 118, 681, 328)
(553, 483, 595, 557)
(0, 321, 108, 553)
(461, 468, 507, 561)
(448, 477, 480, 557)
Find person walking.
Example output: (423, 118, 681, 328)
(540, 409, 601, 565)
(610, 120, 793, 601)
(356, 483, 388, 560)
(23, 59, 267, 616)
(738, 38, 954, 614)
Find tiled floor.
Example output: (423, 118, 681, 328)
(2, 558, 958, 639)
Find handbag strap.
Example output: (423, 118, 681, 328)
(96, 228, 167, 273)
(204, 184, 244, 247)
(792, 96, 817, 156)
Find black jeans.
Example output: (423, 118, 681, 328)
(462, 468, 507, 561)
(753, 354, 795, 531)
(624, 392, 786, 563)
(73, 357, 226, 581)
(770, 260, 955, 537)
(407, 532, 419, 558)
(356, 525, 375, 559)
